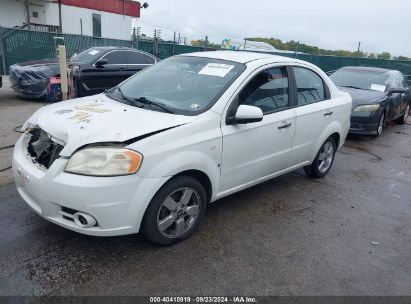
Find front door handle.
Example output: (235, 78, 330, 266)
(324, 110, 334, 117)
(278, 121, 292, 129)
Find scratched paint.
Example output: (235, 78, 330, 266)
(74, 104, 111, 113)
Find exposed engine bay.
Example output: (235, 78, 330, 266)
(26, 128, 64, 169)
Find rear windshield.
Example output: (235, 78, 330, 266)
(70, 48, 104, 64)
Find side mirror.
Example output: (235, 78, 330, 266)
(95, 58, 108, 67)
(389, 87, 406, 95)
(228, 105, 263, 125)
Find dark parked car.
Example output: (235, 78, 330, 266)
(330, 66, 410, 136)
(69, 47, 159, 97)
(8, 47, 159, 99)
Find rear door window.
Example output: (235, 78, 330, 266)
(101, 51, 126, 65)
(127, 51, 156, 65)
(293, 67, 326, 106)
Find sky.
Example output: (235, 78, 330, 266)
(133, 0, 411, 57)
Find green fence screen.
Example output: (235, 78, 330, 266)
(1, 26, 411, 76)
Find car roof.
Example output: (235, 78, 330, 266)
(181, 50, 301, 64)
(81, 46, 159, 59)
(339, 66, 398, 74)
(87, 46, 131, 51)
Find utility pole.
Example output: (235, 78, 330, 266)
(357, 41, 361, 55)
(153, 29, 160, 57)
(294, 41, 300, 58)
(25, 0, 30, 29)
(173, 31, 176, 55)
(136, 27, 141, 50)
(132, 27, 136, 48)
(58, 0, 63, 33)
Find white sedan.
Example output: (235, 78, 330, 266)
(12, 51, 352, 245)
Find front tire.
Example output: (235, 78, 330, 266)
(141, 176, 207, 245)
(374, 112, 385, 136)
(304, 137, 337, 178)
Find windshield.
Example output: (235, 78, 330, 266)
(330, 69, 390, 92)
(106, 56, 245, 115)
(70, 48, 104, 64)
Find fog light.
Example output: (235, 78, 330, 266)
(73, 212, 97, 228)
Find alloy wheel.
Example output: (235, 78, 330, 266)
(318, 141, 335, 174)
(157, 187, 201, 238)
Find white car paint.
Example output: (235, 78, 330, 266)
(12, 51, 352, 237)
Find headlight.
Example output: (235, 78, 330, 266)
(65, 147, 143, 176)
(353, 104, 380, 112)
(21, 122, 37, 132)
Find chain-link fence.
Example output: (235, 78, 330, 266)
(0, 26, 211, 75)
(267, 52, 411, 75)
(1, 26, 411, 76)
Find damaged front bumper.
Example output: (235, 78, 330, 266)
(12, 133, 169, 236)
(349, 109, 382, 135)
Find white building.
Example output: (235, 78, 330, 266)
(0, 0, 142, 40)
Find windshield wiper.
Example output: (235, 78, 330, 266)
(340, 85, 369, 90)
(111, 87, 142, 107)
(134, 97, 174, 114)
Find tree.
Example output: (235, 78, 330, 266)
(368, 53, 376, 59)
(377, 52, 391, 60)
(396, 56, 410, 61)
(191, 39, 220, 49)
(245, 37, 400, 59)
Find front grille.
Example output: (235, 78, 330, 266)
(27, 128, 64, 169)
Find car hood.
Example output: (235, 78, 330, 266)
(337, 86, 387, 108)
(25, 94, 195, 156)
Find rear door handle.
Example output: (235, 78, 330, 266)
(278, 121, 292, 129)
(324, 110, 334, 117)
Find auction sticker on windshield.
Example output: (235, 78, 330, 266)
(370, 84, 386, 92)
(199, 63, 234, 77)
(88, 50, 100, 55)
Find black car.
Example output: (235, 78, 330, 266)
(330, 66, 410, 136)
(9, 47, 159, 99)
(69, 47, 159, 97)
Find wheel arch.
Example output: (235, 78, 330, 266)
(174, 169, 213, 203)
(138, 149, 220, 202)
(311, 122, 343, 162)
(329, 132, 340, 148)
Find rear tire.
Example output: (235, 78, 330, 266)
(304, 137, 337, 179)
(395, 103, 409, 125)
(141, 176, 207, 245)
